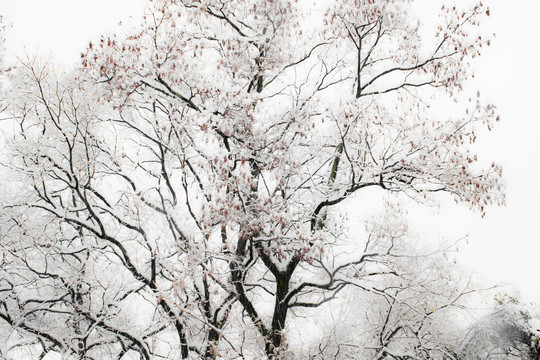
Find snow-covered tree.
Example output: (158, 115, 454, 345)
(458, 295, 540, 360)
(1, 0, 503, 358)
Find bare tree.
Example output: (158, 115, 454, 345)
(1, 0, 503, 358)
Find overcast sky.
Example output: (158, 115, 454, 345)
(1, 0, 539, 303)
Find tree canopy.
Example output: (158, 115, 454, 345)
(0, 1, 505, 359)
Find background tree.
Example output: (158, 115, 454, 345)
(299, 202, 476, 360)
(0, 15, 10, 112)
(457, 294, 540, 360)
(1, 0, 503, 358)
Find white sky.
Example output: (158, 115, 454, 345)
(1, 0, 539, 303)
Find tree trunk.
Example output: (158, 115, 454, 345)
(266, 272, 291, 358)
